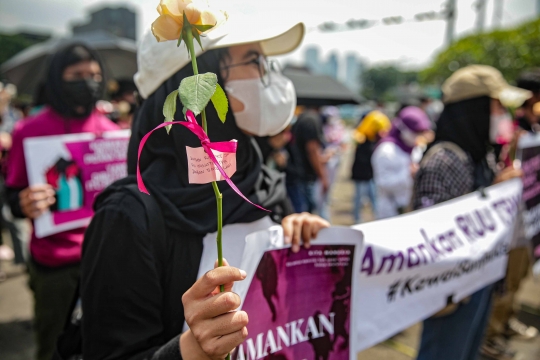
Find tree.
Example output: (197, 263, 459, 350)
(0, 33, 49, 68)
(361, 65, 418, 101)
(420, 18, 540, 85)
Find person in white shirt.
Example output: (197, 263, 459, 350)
(371, 106, 432, 219)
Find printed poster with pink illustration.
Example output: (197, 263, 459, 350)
(23, 130, 130, 238)
(518, 133, 540, 270)
(232, 227, 363, 360)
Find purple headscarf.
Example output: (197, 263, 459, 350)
(378, 106, 432, 154)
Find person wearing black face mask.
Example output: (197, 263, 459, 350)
(46, 45, 104, 119)
(4, 43, 119, 360)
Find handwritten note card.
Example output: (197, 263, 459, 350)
(186, 144, 237, 184)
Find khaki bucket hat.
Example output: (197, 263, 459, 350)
(442, 65, 532, 107)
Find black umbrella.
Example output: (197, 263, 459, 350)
(283, 66, 363, 106)
(0, 30, 137, 97)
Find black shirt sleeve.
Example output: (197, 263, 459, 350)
(81, 192, 182, 360)
(6, 187, 25, 218)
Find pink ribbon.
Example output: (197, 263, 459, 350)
(137, 110, 269, 212)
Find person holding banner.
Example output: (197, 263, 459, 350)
(78, 16, 329, 360)
(412, 65, 531, 360)
(481, 69, 540, 359)
(5, 43, 119, 360)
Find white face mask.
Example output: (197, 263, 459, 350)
(489, 113, 513, 144)
(398, 124, 419, 148)
(225, 72, 296, 137)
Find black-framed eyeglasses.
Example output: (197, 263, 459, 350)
(221, 54, 280, 87)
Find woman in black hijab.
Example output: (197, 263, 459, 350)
(412, 65, 526, 360)
(80, 27, 328, 359)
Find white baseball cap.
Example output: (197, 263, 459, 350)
(135, 11, 305, 99)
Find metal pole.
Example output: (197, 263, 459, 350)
(493, 0, 504, 28)
(445, 0, 457, 45)
(475, 0, 487, 33)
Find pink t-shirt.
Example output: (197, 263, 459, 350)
(6, 107, 120, 267)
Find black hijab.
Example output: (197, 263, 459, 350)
(434, 96, 491, 163)
(432, 96, 495, 188)
(45, 43, 104, 118)
(126, 48, 287, 235)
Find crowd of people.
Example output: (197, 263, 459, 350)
(0, 9, 538, 360)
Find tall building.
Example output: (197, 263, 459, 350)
(304, 46, 320, 73)
(72, 7, 137, 40)
(323, 52, 339, 80)
(303, 47, 344, 82)
(344, 53, 361, 93)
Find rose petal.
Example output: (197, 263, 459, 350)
(184, 3, 202, 24)
(151, 14, 182, 42)
(199, 9, 216, 27)
(161, 0, 193, 17)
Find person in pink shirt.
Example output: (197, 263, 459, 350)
(5, 43, 119, 360)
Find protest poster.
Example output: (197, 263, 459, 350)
(23, 130, 130, 238)
(517, 133, 540, 273)
(351, 178, 522, 352)
(232, 227, 364, 360)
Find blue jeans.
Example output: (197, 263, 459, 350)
(286, 181, 316, 213)
(416, 285, 494, 360)
(353, 180, 376, 224)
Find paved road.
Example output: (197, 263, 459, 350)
(1, 144, 539, 359)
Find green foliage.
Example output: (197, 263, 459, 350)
(210, 83, 228, 123)
(361, 65, 418, 101)
(163, 90, 179, 134)
(420, 18, 540, 85)
(178, 73, 217, 116)
(0, 33, 45, 66)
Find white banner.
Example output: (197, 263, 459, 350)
(351, 178, 522, 352)
(199, 179, 522, 358)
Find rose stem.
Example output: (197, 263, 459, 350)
(185, 30, 226, 290)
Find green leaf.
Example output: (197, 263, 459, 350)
(178, 73, 217, 116)
(182, 11, 192, 31)
(192, 28, 203, 51)
(181, 12, 191, 52)
(211, 83, 228, 123)
(193, 24, 215, 32)
(163, 89, 179, 134)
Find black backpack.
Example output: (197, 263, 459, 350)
(53, 184, 167, 360)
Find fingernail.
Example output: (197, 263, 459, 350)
(239, 269, 247, 278)
(284, 236, 291, 244)
(305, 243, 311, 249)
(292, 244, 300, 253)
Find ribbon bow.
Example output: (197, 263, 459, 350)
(137, 110, 269, 212)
